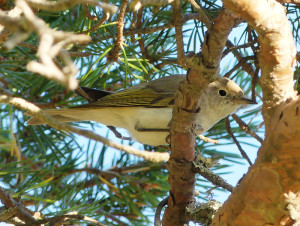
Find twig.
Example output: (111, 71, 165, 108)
(0, 94, 170, 162)
(225, 40, 261, 85)
(251, 67, 259, 101)
(154, 197, 169, 226)
(25, 211, 106, 226)
(26, 0, 118, 14)
(130, 9, 138, 43)
(129, 0, 174, 11)
(225, 117, 252, 165)
(54, 162, 166, 194)
(108, 0, 128, 62)
(223, 56, 255, 78)
(84, 4, 97, 20)
(18, 42, 92, 57)
(0, 206, 19, 222)
(231, 114, 263, 144)
(192, 159, 234, 192)
(74, 86, 95, 103)
(187, 0, 212, 29)
(99, 211, 129, 226)
(107, 126, 132, 141)
(0, 7, 22, 42)
(80, 11, 110, 34)
(93, 13, 201, 40)
(172, 0, 186, 66)
(136, 8, 155, 63)
(197, 135, 219, 144)
(222, 40, 257, 57)
(0, 186, 37, 223)
(247, 26, 260, 102)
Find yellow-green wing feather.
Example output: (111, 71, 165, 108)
(78, 75, 185, 108)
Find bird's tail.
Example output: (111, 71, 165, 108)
(26, 108, 84, 125)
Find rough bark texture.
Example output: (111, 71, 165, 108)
(162, 9, 237, 226)
(212, 0, 298, 224)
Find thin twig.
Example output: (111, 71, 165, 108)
(93, 13, 201, 41)
(136, 8, 155, 63)
(222, 40, 257, 57)
(0, 94, 170, 162)
(251, 67, 259, 101)
(129, 0, 174, 11)
(192, 160, 234, 192)
(154, 197, 169, 226)
(18, 42, 92, 57)
(223, 56, 255, 78)
(61, 162, 166, 191)
(84, 4, 97, 20)
(25, 211, 106, 226)
(172, 0, 186, 66)
(225, 40, 261, 85)
(225, 117, 252, 165)
(130, 10, 138, 43)
(187, 0, 212, 29)
(108, 0, 128, 62)
(197, 135, 219, 144)
(0, 206, 19, 221)
(26, 0, 118, 14)
(231, 114, 263, 144)
(80, 11, 110, 34)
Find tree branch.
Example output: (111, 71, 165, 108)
(26, 0, 118, 13)
(201, 8, 238, 69)
(187, 0, 213, 29)
(231, 113, 263, 143)
(163, 8, 237, 226)
(172, 0, 186, 66)
(225, 117, 252, 165)
(25, 211, 105, 226)
(0, 186, 37, 223)
(192, 159, 234, 192)
(108, 0, 128, 62)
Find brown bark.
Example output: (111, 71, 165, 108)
(212, 0, 298, 224)
(162, 9, 237, 226)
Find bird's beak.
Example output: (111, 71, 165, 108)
(235, 97, 258, 105)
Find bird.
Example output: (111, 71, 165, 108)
(27, 75, 257, 146)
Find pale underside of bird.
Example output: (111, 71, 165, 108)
(27, 75, 256, 146)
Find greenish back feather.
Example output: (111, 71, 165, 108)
(77, 75, 185, 108)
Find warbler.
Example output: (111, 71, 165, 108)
(27, 75, 257, 146)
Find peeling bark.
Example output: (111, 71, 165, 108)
(212, 99, 300, 225)
(212, 0, 299, 224)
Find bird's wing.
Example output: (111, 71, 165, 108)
(77, 75, 185, 108)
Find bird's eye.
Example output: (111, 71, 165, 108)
(219, 90, 227, 96)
